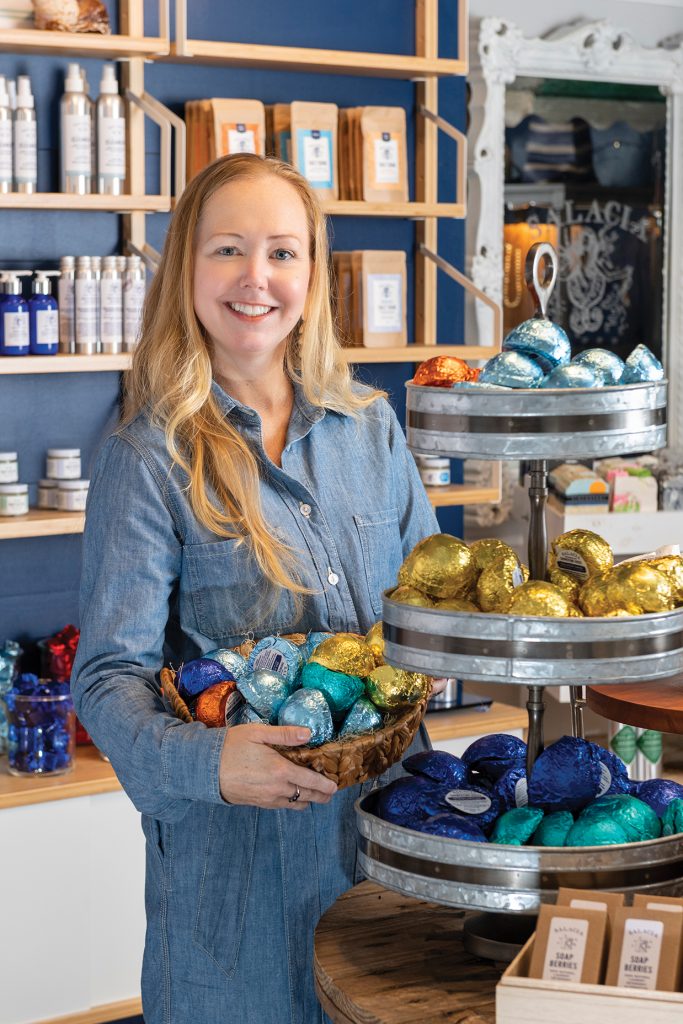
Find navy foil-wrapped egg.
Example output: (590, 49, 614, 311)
(247, 636, 303, 687)
(462, 733, 527, 783)
(502, 316, 571, 373)
(587, 741, 631, 796)
(204, 648, 248, 679)
(442, 783, 500, 832)
(277, 688, 334, 747)
(403, 749, 468, 788)
(494, 766, 528, 812)
(479, 351, 544, 389)
(540, 364, 598, 389)
(376, 776, 446, 828)
(338, 696, 383, 738)
(528, 736, 603, 813)
(633, 778, 683, 817)
(178, 657, 236, 698)
(622, 344, 664, 383)
(237, 669, 291, 724)
(416, 812, 488, 842)
(571, 348, 625, 385)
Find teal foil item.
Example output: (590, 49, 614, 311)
(479, 351, 544, 389)
(301, 631, 334, 661)
(564, 815, 629, 847)
(540, 364, 598, 389)
(204, 648, 248, 679)
(579, 794, 661, 843)
(277, 688, 334, 747)
(247, 636, 303, 687)
(531, 810, 574, 847)
(237, 669, 291, 724)
(571, 348, 625, 385)
(661, 798, 683, 836)
(338, 696, 383, 738)
(490, 806, 544, 846)
(502, 316, 571, 373)
(300, 661, 364, 718)
(622, 344, 664, 383)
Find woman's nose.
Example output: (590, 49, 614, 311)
(239, 254, 269, 290)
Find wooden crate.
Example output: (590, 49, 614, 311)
(497, 935, 683, 1024)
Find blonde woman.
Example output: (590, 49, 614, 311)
(72, 154, 442, 1023)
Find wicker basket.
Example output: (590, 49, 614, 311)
(159, 666, 426, 789)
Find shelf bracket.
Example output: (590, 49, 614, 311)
(124, 89, 187, 201)
(418, 243, 502, 348)
(126, 240, 162, 273)
(418, 105, 467, 209)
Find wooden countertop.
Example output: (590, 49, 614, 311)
(425, 701, 528, 743)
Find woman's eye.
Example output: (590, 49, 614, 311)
(217, 246, 238, 256)
(273, 249, 294, 261)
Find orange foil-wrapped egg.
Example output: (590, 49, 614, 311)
(468, 366, 482, 382)
(413, 356, 472, 387)
(195, 681, 241, 728)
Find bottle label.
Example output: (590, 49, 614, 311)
(98, 118, 126, 177)
(58, 277, 75, 346)
(0, 120, 12, 181)
(367, 274, 402, 333)
(3, 311, 29, 348)
(64, 113, 93, 175)
(123, 278, 146, 347)
(75, 278, 98, 344)
(14, 119, 37, 182)
(100, 277, 123, 345)
(35, 308, 58, 347)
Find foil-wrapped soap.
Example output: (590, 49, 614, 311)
(434, 596, 480, 612)
(247, 636, 303, 688)
(528, 736, 604, 813)
(413, 355, 475, 387)
(490, 806, 544, 846)
(366, 665, 429, 711)
(204, 648, 248, 680)
(479, 351, 544, 389)
(388, 585, 435, 607)
(237, 669, 291, 724)
(548, 566, 582, 604)
(531, 810, 574, 847)
(476, 552, 528, 613)
(571, 348, 626, 385)
(338, 696, 384, 738)
(564, 815, 629, 847)
(300, 661, 364, 718)
(506, 580, 570, 617)
(633, 778, 683, 817)
(462, 733, 527, 783)
(178, 657, 236, 698)
(661, 798, 683, 836)
(277, 688, 334, 747)
(580, 562, 674, 616)
(417, 812, 488, 842)
(365, 621, 384, 665)
(646, 555, 683, 605)
(403, 749, 468, 788)
(195, 681, 243, 728)
(301, 631, 334, 661)
(470, 538, 519, 574)
(552, 529, 614, 580)
(579, 794, 661, 843)
(622, 344, 664, 383)
(587, 741, 631, 796)
(398, 534, 476, 599)
(540, 364, 598, 389)
(309, 633, 376, 677)
(502, 316, 571, 373)
(239, 703, 268, 726)
(494, 767, 528, 812)
(376, 776, 446, 827)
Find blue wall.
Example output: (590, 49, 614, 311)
(0, 1, 466, 652)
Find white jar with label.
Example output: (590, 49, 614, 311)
(37, 478, 59, 509)
(418, 457, 451, 487)
(57, 479, 89, 511)
(0, 452, 18, 483)
(46, 448, 81, 480)
(0, 483, 28, 516)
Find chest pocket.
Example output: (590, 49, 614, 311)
(181, 537, 298, 643)
(353, 507, 402, 618)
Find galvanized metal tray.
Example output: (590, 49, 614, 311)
(356, 790, 683, 914)
(405, 379, 667, 460)
(382, 594, 683, 684)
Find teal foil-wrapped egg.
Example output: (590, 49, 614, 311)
(479, 351, 544, 389)
(661, 798, 683, 836)
(579, 794, 661, 843)
(338, 696, 384, 738)
(278, 688, 334, 747)
(540, 364, 598, 389)
(622, 343, 664, 383)
(564, 816, 629, 847)
(531, 810, 574, 847)
(237, 669, 290, 724)
(300, 661, 364, 719)
(204, 648, 248, 679)
(502, 316, 571, 373)
(490, 806, 544, 846)
(571, 348, 625, 385)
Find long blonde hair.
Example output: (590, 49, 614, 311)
(124, 153, 383, 595)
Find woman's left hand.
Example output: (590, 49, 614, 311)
(429, 677, 452, 697)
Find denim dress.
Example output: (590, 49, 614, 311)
(71, 380, 439, 1024)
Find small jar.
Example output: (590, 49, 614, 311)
(0, 452, 18, 483)
(0, 483, 29, 516)
(37, 478, 59, 509)
(418, 457, 451, 487)
(46, 447, 81, 480)
(56, 478, 89, 511)
(6, 688, 75, 776)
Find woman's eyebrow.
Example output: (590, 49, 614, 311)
(204, 232, 303, 243)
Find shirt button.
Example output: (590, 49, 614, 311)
(328, 570, 339, 586)
(300, 502, 312, 518)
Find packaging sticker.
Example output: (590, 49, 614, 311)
(224, 691, 244, 728)
(597, 763, 612, 797)
(617, 918, 663, 990)
(554, 547, 590, 580)
(514, 776, 529, 807)
(373, 132, 400, 185)
(298, 129, 333, 187)
(570, 898, 609, 912)
(252, 649, 288, 678)
(224, 122, 258, 154)
(542, 917, 589, 982)
(367, 274, 402, 333)
(512, 565, 525, 588)
(444, 789, 492, 815)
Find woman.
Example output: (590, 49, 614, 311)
(72, 153, 442, 1023)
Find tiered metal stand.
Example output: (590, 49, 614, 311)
(355, 249, 683, 959)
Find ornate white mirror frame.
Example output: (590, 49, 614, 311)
(467, 18, 683, 446)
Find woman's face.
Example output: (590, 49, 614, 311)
(193, 174, 312, 372)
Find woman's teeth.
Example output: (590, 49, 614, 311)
(228, 302, 272, 317)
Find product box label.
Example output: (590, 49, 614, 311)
(617, 918, 663, 990)
(298, 129, 333, 187)
(542, 917, 589, 982)
(367, 274, 402, 333)
(373, 132, 400, 185)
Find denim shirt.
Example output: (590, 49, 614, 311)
(71, 380, 438, 1024)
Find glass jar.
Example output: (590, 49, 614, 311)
(6, 687, 75, 776)
(37, 478, 59, 509)
(418, 456, 451, 487)
(0, 482, 29, 516)
(0, 451, 18, 483)
(46, 447, 81, 479)
(56, 478, 89, 511)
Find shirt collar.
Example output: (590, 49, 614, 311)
(210, 376, 326, 425)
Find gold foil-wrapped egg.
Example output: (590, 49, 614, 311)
(310, 633, 377, 677)
(469, 538, 518, 574)
(476, 552, 529, 612)
(434, 597, 480, 612)
(549, 565, 582, 604)
(389, 585, 435, 607)
(365, 665, 430, 711)
(646, 555, 683, 605)
(605, 609, 633, 618)
(551, 529, 614, 580)
(398, 534, 476, 599)
(579, 563, 674, 617)
(365, 621, 385, 665)
(567, 604, 584, 617)
(506, 581, 571, 617)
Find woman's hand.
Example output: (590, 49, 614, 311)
(219, 723, 338, 810)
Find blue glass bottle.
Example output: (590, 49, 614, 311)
(0, 274, 30, 356)
(29, 271, 59, 355)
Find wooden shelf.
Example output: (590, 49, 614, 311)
(0, 28, 167, 60)
(0, 193, 171, 212)
(0, 354, 130, 374)
(166, 40, 465, 79)
(323, 200, 465, 219)
(0, 746, 119, 811)
(425, 484, 501, 507)
(0, 508, 84, 540)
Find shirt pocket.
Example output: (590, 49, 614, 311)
(181, 537, 298, 643)
(353, 507, 402, 618)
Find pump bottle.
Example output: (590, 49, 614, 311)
(60, 63, 94, 194)
(14, 75, 37, 193)
(29, 271, 59, 355)
(0, 75, 12, 193)
(97, 64, 126, 195)
(0, 272, 31, 355)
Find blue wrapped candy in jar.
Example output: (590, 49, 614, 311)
(5, 674, 75, 776)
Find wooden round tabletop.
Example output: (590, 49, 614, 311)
(314, 881, 500, 1024)
(586, 674, 683, 734)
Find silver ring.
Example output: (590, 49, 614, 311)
(288, 785, 301, 804)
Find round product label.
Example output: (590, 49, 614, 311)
(554, 547, 590, 580)
(514, 776, 529, 807)
(444, 789, 492, 816)
(597, 763, 612, 797)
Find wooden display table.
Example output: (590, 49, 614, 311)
(314, 881, 499, 1024)
(587, 675, 683, 734)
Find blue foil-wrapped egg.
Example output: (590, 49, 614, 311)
(494, 766, 528, 812)
(300, 661, 364, 718)
(622, 344, 664, 383)
(587, 741, 631, 796)
(441, 783, 500, 832)
(338, 696, 383, 738)
(239, 703, 268, 725)
(204, 648, 248, 679)
(633, 778, 683, 817)
(490, 806, 544, 846)
(376, 776, 446, 828)
(540, 364, 598, 389)
(416, 812, 488, 842)
(528, 736, 603, 813)
(451, 381, 512, 391)
(178, 658, 236, 698)
(502, 316, 571, 373)
(571, 348, 625, 385)
(247, 636, 303, 687)
(237, 669, 291, 724)
(479, 351, 544, 389)
(661, 798, 683, 836)
(579, 794, 661, 843)
(301, 631, 334, 661)
(277, 688, 334, 747)
(531, 810, 574, 847)
(462, 733, 527, 783)
(403, 749, 468, 788)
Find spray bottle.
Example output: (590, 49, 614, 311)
(0, 271, 31, 355)
(123, 254, 146, 351)
(0, 76, 12, 193)
(60, 63, 93, 194)
(97, 64, 126, 195)
(13, 76, 37, 194)
(29, 270, 59, 355)
(58, 255, 76, 353)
